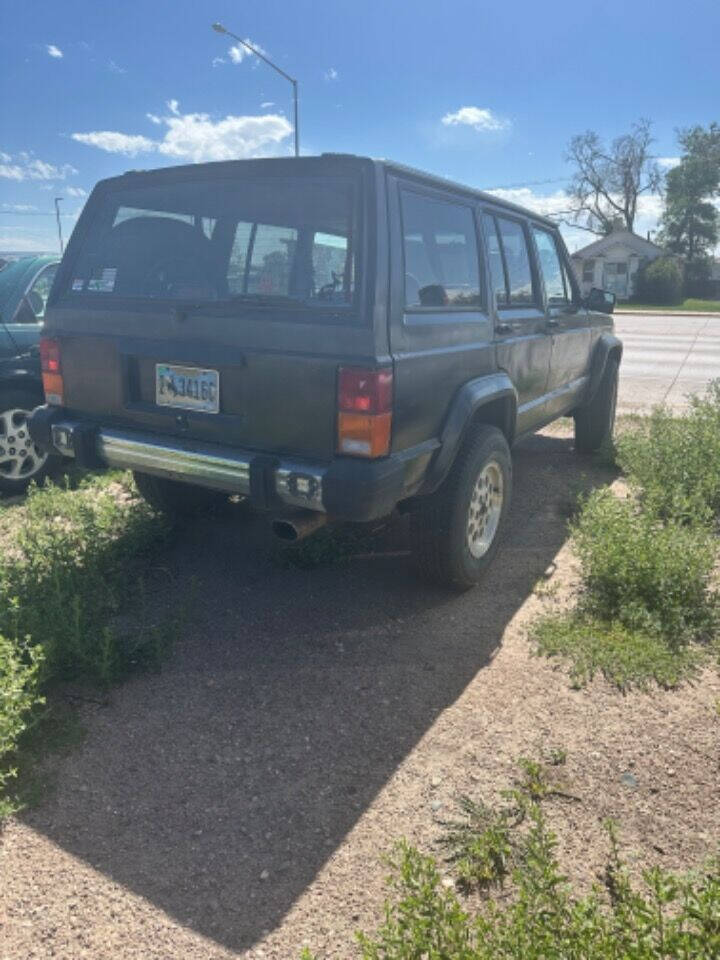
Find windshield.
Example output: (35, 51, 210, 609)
(65, 175, 358, 308)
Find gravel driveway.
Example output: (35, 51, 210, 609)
(2, 427, 719, 959)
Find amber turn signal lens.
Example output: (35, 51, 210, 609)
(338, 411, 391, 458)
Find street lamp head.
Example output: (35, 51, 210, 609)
(211, 22, 227, 34)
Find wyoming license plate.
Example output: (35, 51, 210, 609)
(155, 363, 219, 414)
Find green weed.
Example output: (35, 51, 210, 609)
(616, 380, 720, 525)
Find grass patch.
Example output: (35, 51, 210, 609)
(616, 381, 720, 525)
(619, 298, 720, 312)
(1, 472, 172, 815)
(302, 758, 720, 959)
(534, 615, 705, 691)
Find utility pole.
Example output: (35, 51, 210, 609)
(212, 22, 299, 157)
(54, 197, 64, 254)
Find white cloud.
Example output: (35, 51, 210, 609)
(66, 186, 88, 198)
(441, 106, 509, 132)
(46, 44, 63, 59)
(228, 38, 266, 65)
(260, 101, 274, 109)
(72, 102, 293, 162)
(108, 59, 126, 74)
(0, 152, 77, 181)
(0, 234, 52, 252)
(212, 56, 226, 68)
(324, 67, 339, 82)
(71, 131, 156, 155)
(1, 203, 38, 211)
(657, 156, 680, 169)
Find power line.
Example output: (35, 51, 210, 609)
(483, 175, 571, 191)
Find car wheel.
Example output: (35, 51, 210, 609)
(0, 389, 58, 495)
(574, 356, 619, 454)
(133, 470, 227, 517)
(410, 424, 512, 590)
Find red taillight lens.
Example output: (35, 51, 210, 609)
(40, 337, 61, 373)
(338, 367, 393, 415)
(39, 337, 64, 405)
(337, 367, 393, 458)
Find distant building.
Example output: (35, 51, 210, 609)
(571, 228, 666, 301)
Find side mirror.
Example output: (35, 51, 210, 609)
(587, 287, 616, 314)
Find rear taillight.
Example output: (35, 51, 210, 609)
(40, 337, 64, 405)
(337, 367, 393, 458)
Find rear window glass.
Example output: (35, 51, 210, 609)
(65, 176, 358, 309)
(495, 217, 536, 306)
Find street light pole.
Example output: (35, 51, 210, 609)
(54, 197, 64, 254)
(211, 22, 299, 157)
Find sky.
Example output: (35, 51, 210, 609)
(2, 0, 719, 254)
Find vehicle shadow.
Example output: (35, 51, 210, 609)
(21, 431, 615, 952)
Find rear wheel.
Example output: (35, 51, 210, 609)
(133, 471, 227, 517)
(574, 356, 619, 453)
(410, 424, 512, 590)
(0, 388, 58, 495)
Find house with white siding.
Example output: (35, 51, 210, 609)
(570, 228, 666, 300)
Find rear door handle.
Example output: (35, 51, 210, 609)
(495, 322, 513, 335)
(546, 318, 560, 329)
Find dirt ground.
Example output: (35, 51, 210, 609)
(1, 425, 719, 959)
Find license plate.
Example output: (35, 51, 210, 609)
(155, 364, 219, 414)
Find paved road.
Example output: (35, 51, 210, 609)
(615, 313, 720, 413)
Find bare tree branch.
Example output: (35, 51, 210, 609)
(564, 119, 661, 235)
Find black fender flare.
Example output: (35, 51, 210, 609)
(421, 372, 517, 494)
(580, 333, 623, 407)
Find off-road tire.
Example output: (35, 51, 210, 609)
(574, 356, 619, 454)
(133, 471, 226, 517)
(0, 388, 60, 495)
(410, 424, 512, 590)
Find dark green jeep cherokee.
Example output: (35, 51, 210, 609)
(30, 155, 621, 588)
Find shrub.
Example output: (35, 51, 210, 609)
(616, 381, 720, 524)
(0, 474, 172, 813)
(570, 488, 718, 643)
(0, 474, 170, 688)
(0, 634, 44, 814)
(308, 761, 720, 960)
(634, 256, 684, 305)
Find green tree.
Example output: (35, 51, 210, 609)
(659, 123, 720, 287)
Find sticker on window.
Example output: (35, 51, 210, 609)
(72, 278, 84, 292)
(87, 267, 117, 293)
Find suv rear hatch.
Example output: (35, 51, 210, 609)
(46, 156, 380, 461)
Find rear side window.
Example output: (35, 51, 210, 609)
(532, 226, 569, 304)
(401, 191, 482, 309)
(495, 216, 535, 305)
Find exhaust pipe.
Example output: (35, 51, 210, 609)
(271, 512, 328, 543)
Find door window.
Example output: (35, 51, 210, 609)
(401, 191, 482, 308)
(532, 227, 568, 304)
(482, 213, 508, 308)
(495, 217, 535, 305)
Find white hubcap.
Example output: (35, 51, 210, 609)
(466, 460, 504, 559)
(0, 407, 48, 482)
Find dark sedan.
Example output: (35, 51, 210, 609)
(0, 255, 59, 492)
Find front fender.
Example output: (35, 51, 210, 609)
(581, 333, 623, 406)
(421, 372, 517, 494)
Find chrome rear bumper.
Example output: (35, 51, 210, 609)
(49, 420, 326, 512)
